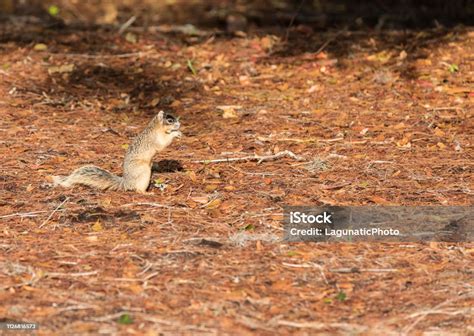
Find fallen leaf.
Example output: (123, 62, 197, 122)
(217, 105, 242, 110)
(277, 83, 289, 91)
(260, 35, 279, 51)
(336, 291, 347, 301)
(239, 75, 251, 86)
(205, 198, 222, 209)
(368, 196, 391, 205)
(187, 59, 197, 75)
(205, 184, 218, 192)
(446, 63, 459, 73)
(264, 178, 272, 185)
(187, 170, 197, 183)
(117, 313, 133, 325)
(437, 142, 446, 149)
(149, 97, 160, 107)
(241, 223, 255, 231)
(191, 196, 209, 204)
(127, 284, 143, 294)
(396, 135, 411, 147)
(48, 5, 59, 16)
(393, 122, 406, 130)
(367, 50, 392, 63)
(99, 198, 111, 207)
(217, 106, 241, 119)
(92, 220, 103, 232)
(307, 84, 319, 93)
(445, 87, 471, 95)
(125, 32, 137, 43)
(48, 64, 74, 75)
(34, 43, 48, 51)
(271, 279, 292, 290)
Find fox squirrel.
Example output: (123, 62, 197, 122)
(52, 111, 182, 193)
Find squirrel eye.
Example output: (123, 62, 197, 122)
(166, 118, 174, 124)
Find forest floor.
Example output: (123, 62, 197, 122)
(0, 14, 473, 335)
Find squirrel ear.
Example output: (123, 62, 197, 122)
(150, 111, 165, 127)
(157, 111, 164, 122)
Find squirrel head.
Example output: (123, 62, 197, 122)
(149, 111, 182, 147)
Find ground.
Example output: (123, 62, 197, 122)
(0, 14, 473, 335)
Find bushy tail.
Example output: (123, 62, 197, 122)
(52, 165, 123, 191)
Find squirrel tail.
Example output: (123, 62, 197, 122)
(52, 166, 123, 191)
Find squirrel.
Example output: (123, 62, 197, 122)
(52, 111, 182, 193)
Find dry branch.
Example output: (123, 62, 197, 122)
(329, 268, 399, 273)
(49, 51, 154, 59)
(0, 211, 48, 219)
(47, 271, 98, 278)
(402, 292, 474, 334)
(122, 202, 184, 210)
(277, 320, 367, 333)
(118, 15, 136, 35)
(39, 197, 69, 228)
(193, 150, 304, 164)
(258, 137, 344, 143)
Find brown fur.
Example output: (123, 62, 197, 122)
(52, 111, 181, 193)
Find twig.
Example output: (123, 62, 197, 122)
(427, 107, 464, 112)
(39, 197, 69, 228)
(118, 15, 136, 35)
(403, 292, 474, 334)
(48, 51, 154, 59)
(143, 271, 159, 281)
(329, 268, 399, 273)
(47, 271, 98, 278)
(366, 160, 395, 170)
(313, 30, 344, 55)
(193, 150, 305, 164)
(407, 308, 472, 319)
(277, 320, 367, 332)
(0, 211, 48, 219)
(284, 0, 306, 42)
(122, 202, 183, 210)
(312, 263, 329, 285)
(258, 137, 344, 143)
(282, 262, 312, 268)
(54, 304, 97, 314)
(314, 37, 334, 55)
